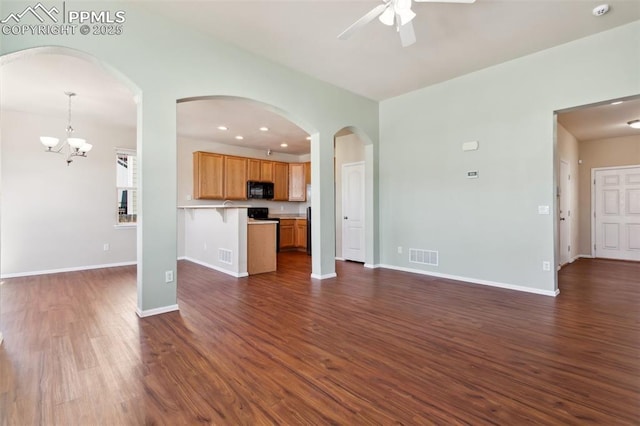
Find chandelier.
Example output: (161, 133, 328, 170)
(40, 91, 92, 165)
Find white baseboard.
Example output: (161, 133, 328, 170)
(335, 257, 346, 261)
(576, 254, 594, 259)
(310, 272, 338, 280)
(364, 263, 380, 269)
(136, 304, 179, 318)
(183, 257, 248, 278)
(0, 261, 137, 279)
(177, 256, 187, 261)
(378, 264, 559, 297)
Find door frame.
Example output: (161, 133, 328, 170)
(559, 159, 571, 266)
(590, 164, 640, 258)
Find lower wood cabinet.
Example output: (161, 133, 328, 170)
(247, 222, 277, 275)
(279, 218, 307, 251)
(279, 219, 295, 250)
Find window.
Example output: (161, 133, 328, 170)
(116, 149, 137, 225)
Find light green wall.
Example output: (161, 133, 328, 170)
(0, 1, 379, 312)
(379, 21, 640, 293)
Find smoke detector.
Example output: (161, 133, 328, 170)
(592, 4, 609, 16)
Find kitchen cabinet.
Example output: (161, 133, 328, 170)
(224, 156, 248, 200)
(248, 159, 261, 181)
(279, 218, 307, 251)
(295, 219, 307, 249)
(288, 163, 306, 201)
(305, 161, 311, 185)
(279, 219, 295, 249)
(193, 152, 224, 199)
(247, 222, 277, 275)
(260, 161, 274, 182)
(273, 162, 289, 201)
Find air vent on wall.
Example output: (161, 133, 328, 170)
(409, 248, 438, 266)
(218, 249, 232, 265)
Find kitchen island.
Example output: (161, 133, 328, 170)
(247, 220, 278, 274)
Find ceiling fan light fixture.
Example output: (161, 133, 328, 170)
(379, 7, 395, 26)
(397, 9, 416, 26)
(628, 120, 640, 129)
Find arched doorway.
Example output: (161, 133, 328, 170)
(0, 47, 140, 285)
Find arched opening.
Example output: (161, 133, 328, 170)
(0, 47, 140, 287)
(334, 126, 376, 268)
(175, 95, 319, 279)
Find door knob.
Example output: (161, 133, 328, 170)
(560, 217, 566, 221)
(344, 216, 348, 220)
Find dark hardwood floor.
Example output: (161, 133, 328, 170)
(1, 254, 638, 425)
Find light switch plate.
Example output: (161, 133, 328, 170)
(538, 205, 550, 215)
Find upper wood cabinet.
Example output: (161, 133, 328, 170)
(224, 156, 248, 200)
(247, 159, 261, 181)
(289, 163, 306, 201)
(273, 162, 289, 201)
(193, 152, 224, 200)
(260, 161, 275, 182)
(304, 161, 311, 185)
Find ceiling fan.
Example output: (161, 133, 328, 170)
(338, 0, 476, 47)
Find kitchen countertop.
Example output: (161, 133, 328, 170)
(248, 219, 279, 225)
(268, 214, 307, 219)
(177, 205, 251, 209)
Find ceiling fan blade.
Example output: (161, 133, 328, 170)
(398, 21, 416, 47)
(414, 0, 475, 3)
(338, 3, 390, 40)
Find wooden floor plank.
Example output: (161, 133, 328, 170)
(1, 254, 638, 424)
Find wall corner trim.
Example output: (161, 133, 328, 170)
(310, 272, 338, 280)
(378, 264, 559, 297)
(136, 304, 180, 318)
(182, 257, 248, 278)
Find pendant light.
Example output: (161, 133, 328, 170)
(40, 91, 92, 165)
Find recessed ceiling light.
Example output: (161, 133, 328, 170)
(259, 127, 269, 132)
(610, 101, 623, 105)
(217, 126, 228, 131)
(235, 135, 244, 140)
(627, 120, 640, 129)
(280, 143, 288, 148)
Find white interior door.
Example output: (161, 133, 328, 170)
(559, 160, 571, 266)
(593, 166, 640, 261)
(342, 162, 365, 262)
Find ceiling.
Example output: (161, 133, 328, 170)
(143, 0, 640, 101)
(1, 1, 639, 153)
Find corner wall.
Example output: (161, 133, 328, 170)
(379, 22, 640, 294)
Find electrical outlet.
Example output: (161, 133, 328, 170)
(397, 246, 403, 254)
(165, 270, 174, 283)
(542, 261, 551, 271)
(103, 243, 110, 251)
(186, 195, 192, 201)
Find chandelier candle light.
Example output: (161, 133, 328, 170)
(40, 91, 92, 165)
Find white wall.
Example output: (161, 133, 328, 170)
(556, 123, 580, 263)
(379, 22, 640, 295)
(182, 208, 247, 277)
(1, 109, 136, 276)
(334, 133, 365, 259)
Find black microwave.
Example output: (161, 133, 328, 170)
(247, 181, 274, 199)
